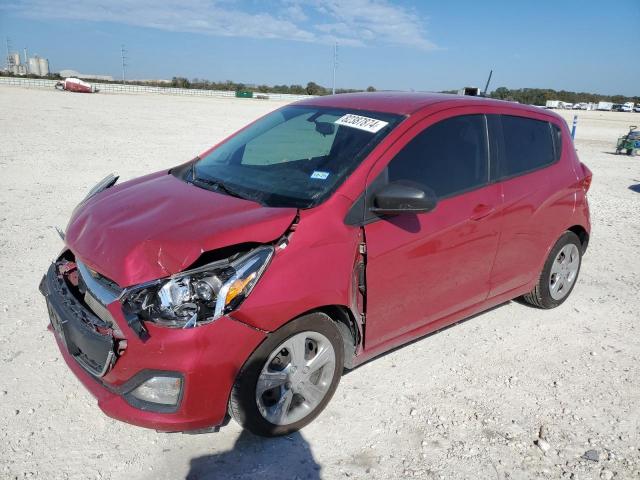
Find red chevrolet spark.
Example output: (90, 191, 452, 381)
(40, 93, 592, 436)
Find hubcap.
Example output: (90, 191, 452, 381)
(549, 244, 580, 300)
(256, 331, 336, 426)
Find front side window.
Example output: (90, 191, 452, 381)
(499, 115, 555, 177)
(387, 114, 489, 198)
(189, 106, 403, 208)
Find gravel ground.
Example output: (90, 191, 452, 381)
(0, 87, 639, 480)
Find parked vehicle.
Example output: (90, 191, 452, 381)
(40, 93, 592, 437)
(621, 102, 635, 112)
(545, 100, 561, 109)
(616, 125, 640, 155)
(635, 105, 640, 113)
(597, 101, 614, 111)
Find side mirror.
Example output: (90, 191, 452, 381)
(370, 182, 437, 215)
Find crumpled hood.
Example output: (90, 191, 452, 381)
(65, 171, 297, 287)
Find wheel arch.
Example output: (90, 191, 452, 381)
(305, 305, 359, 369)
(567, 224, 589, 254)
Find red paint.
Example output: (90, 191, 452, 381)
(61, 78, 96, 93)
(45, 92, 591, 431)
(49, 314, 265, 431)
(65, 171, 297, 287)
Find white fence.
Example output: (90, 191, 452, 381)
(0, 76, 314, 102)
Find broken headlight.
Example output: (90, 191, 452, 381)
(120, 246, 274, 328)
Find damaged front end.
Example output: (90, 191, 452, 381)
(40, 243, 276, 379)
(40, 253, 125, 377)
(40, 247, 270, 428)
(120, 245, 274, 331)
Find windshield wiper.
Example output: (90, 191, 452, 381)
(191, 174, 253, 202)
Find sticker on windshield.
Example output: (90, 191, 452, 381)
(335, 114, 388, 133)
(310, 171, 330, 180)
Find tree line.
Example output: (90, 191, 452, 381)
(488, 87, 639, 106)
(168, 77, 376, 96)
(1, 71, 636, 104)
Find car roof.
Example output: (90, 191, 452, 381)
(294, 91, 557, 119)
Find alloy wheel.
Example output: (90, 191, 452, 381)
(255, 331, 336, 426)
(549, 243, 580, 300)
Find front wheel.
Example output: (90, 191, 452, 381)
(229, 312, 344, 437)
(522, 231, 582, 309)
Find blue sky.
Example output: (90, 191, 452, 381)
(1, 1, 638, 95)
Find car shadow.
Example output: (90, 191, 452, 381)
(602, 151, 637, 156)
(629, 184, 640, 193)
(186, 430, 321, 480)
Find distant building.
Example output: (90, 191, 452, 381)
(5, 51, 50, 76)
(28, 57, 40, 75)
(59, 69, 114, 81)
(132, 78, 172, 84)
(38, 57, 49, 76)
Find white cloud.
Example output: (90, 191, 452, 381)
(303, 0, 437, 50)
(3, 0, 438, 50)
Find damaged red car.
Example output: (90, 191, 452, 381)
(40, 93, 592, 436)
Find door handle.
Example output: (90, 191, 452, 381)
(470, 203, 495, 221)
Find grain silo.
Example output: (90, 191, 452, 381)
(38, 57, 49, 76)
(28, 57, 41, 76)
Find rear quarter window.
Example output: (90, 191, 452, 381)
(551, 123, 563, 162)
(500, 115, 556, 178)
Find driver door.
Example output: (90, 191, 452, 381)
(363, 111, 502, 351)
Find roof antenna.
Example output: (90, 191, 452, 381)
(482, 69, 493, 96)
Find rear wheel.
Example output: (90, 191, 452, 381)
(522, 231, 582, 309)
(229, 312, 344, 437)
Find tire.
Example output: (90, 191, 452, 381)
(522, 231, 582, 309)
(229, 312, 344, 437)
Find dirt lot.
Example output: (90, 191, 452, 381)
(0, 87, 638, 480)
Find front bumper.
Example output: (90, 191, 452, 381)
(40, 262, 267, 432)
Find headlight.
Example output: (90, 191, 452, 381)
(120, 246, 274, 328)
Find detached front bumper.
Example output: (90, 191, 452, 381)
(40, 262, 266, 432)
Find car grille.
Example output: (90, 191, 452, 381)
(41, 263, 116, 377)
(76, 260, 122, 331)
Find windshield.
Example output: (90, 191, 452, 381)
(188, 105, 403, 208)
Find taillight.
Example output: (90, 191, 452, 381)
(580, 163, 593, 193)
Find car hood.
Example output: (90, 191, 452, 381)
(65, 171, 297, 287)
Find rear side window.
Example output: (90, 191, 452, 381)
(499, 115, 555, 177)
(387, 114, 489, 198)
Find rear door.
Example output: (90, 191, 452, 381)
(362, 111, 502, 350)
(486, 114, 562, 297)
